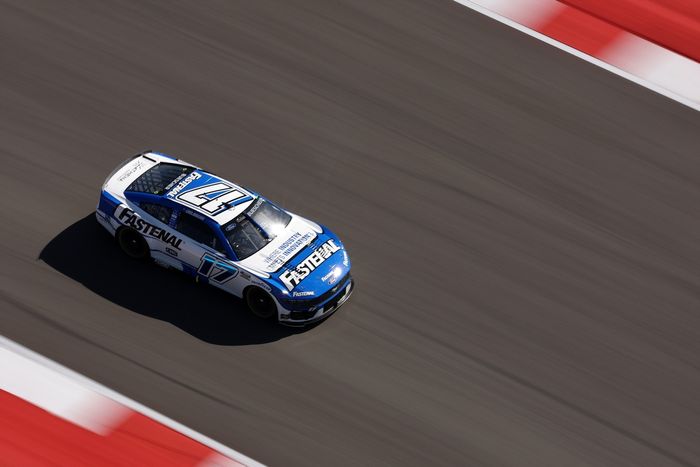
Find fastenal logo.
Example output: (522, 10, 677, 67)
(279, 240, 340, 291)
(117, 207, 182, 250)
(292, 290, 315, 297)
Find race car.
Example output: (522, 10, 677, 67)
(96, 151, 353, 326)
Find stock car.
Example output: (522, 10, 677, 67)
(95, 151, 353, 326)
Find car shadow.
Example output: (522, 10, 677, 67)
(39, 213, 306, 345)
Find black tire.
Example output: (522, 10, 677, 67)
(245, 287, 277, 320)
(116, 227, 150, 260)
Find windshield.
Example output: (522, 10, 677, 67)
(223, 198, 291, 260)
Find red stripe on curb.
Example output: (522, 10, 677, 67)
(0, 336, 259, 466)
(453, 0, 700, 109)
(560, 0, 700, 63)
(0, 390, 240, 466)
(538, 6, 623, 56)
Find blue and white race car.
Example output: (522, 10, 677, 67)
(96, 151, 353, 326)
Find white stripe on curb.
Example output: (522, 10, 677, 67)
(601, 32, 700, 104)
(0, 345, 131, 435)
(0, 334, 264, 467)
(469, 0, 564, 28)
(453, 0, 700, 112)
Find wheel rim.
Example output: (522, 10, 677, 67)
(247, 288, 276, 319)
(119, 229, 147, 259)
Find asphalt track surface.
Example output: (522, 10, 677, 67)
(1, 1, 700, 465)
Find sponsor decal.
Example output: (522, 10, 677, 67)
(163, 171, 188, 192)
(165, 247, 178, 257)
(279, 240, 341, 291)
(117, 207, 182, 250)
(184, 209, 206, 221)
(237, 270, 270, 291)
(117, 160, 144, 181)
(251, 279, 272, 292)
(321, 269, 336, 283)
(292, 291, 315, 297)
(246, 198, 264, 217)
(262, 231, 316, 271)
(166, 171, 201, 197)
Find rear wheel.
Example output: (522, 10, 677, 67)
(245, 287, 277, 320)
(116, 227, 149, 259)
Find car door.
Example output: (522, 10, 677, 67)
(137, 201, 183, 270)
(173, 210, 240, 293)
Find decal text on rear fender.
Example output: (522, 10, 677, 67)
(116, 206, 182, 250)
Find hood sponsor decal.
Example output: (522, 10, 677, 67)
(261, 231, 316, 271)
(116, 206, 182, 250)
(279, 239, 341, 291)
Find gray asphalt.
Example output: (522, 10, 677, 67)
(2, 1, 700, 465)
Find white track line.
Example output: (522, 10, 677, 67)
(453, 0, 700, 112)
(0, 334, 264, 467)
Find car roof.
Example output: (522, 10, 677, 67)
(119, 153, 257, 226)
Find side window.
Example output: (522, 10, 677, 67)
(175, 212, 223, 252)
(140, 202, 172, 224)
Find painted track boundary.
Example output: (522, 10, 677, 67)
(453, 0, 700, 112)
(0, 334, 263, 466)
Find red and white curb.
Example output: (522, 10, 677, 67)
(453, 0, 700, 111)
(0, 335, 263, 467)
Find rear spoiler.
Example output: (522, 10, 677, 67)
(134, 149, 156, 162)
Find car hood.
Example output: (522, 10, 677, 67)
(238, 214, 350, 295)
(274, 233, 349, 296)
(238, 214, 319, 274)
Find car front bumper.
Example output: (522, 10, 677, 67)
(278, 278, 354, 327)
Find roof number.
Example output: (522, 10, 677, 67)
(178, 183, 247, 215)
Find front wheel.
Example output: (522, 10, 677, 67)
(245, 287, 277, 320)
(116, 227, 150, 259)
